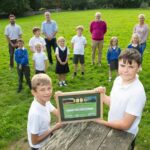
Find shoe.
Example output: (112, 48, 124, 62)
(62, 81, 67, 86)
(108, 77, 112, 82)
(81, 72, 84, 75)
(58, 81, 63, 87)
(98, 63, 101, 66)
(72, 72, 77, 79)
(17, 88, 22, 93)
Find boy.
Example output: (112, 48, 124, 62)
(27, 74, 62, 150)
(33, 43, 48, 74)
(95, 49, 146, 150)
(71, 25, 87, 77)
(29, 27, 46, 52)
(15, 39, 31, 93)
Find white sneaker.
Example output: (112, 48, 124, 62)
(62, 81, 67, 86)
(108, 77, 112, 82)
(58, 81, 63, 87)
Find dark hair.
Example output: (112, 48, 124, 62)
(32, 27, 40, 33)
(9, 14, 15, 18)
(118, 48, 141, 66)
(17, 39, 24, 43)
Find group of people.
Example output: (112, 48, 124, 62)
(4, 11, 149, 150)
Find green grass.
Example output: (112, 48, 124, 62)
(63, 102, 96, 118)
(0, 9, 150, 150)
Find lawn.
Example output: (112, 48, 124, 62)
(0, 9, 150, 150)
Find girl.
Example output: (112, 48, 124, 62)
(55, 37, 70, 87)
(107, 37, 121, 82)
(128, 33, 143, 56)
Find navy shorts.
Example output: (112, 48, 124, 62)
(73, 54, 84, 64)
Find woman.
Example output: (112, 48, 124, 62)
(90, 12, 107, 66)
(133, 14, 149, 55)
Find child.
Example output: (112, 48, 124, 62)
(95, 49, 146, 150)
(128, 33, 143, 56)
(15, 39, 31, 93)
(33, 43, 48, 74)
(71, 25, 87, 77)
(27, 74, 62, 150)
(29, 27, 46, 52)
(55, 36, 70, 87)
(107, 37, 121, 82)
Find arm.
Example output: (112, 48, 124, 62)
(107, 50, 111, 65)
(95, 113, 136, 130)
(44, 60, 48, 72)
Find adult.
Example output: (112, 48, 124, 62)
(133, 14, 149, 55)
(90, 12, 107, 66)
(5, 14, 22, 70)
(41, 11, 58, 65)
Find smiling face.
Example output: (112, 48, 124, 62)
(32, 84, 52, 105)
(118, 59, 139, 84)
(9, 16, 15, 25)
(58, 38, 65, 48)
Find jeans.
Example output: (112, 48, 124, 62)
(45, 38, 57, 64)
(140, 42, 146, 55)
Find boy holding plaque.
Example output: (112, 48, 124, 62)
(95, 49, 146, 150)
(27, 74, 61, 150)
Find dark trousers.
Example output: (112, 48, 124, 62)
(17, 65, 31, 90)
(9, 40, 17, 68)
(35, 70, 45, 74)
(31, 148, 38, 150)
(130, 138, 136, 150)
(45, 38, 57, 64)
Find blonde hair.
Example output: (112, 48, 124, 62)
(44, 11, 51, 16)
(76, 25, 84, 31)
(31, 74, 52, 91)
(138, 14, 145, 19)
(95, 12, 101, 17)
(131, 33, 141, 44)
(110, 36, 118, 48)
(57, 36, 65, 43)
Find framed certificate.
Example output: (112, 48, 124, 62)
(55, 90, 103, 123)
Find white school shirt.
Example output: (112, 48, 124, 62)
(29, 36, 46, 52)
(4, 24, 22, 40)
(27, 99, 55, 148)
(55, 46, 70, 55)
(108, 76, 146, 136)
(32, 52, 48, 71)
(71, 35, 87, 55)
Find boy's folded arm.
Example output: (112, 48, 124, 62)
(95, 113, 136, 130)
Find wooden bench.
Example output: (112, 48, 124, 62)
(40, 122, 134, 150)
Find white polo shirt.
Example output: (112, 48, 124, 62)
(33, 52, 48, 71)
(109, 76, 146, 136)
(27, 99, 55, 148)
(4, 24, 22, 40)
(71, 35, 87, 55)
(29, 36, 46, 52)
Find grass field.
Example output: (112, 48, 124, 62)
(63, 102, 96, 118)
(0, 9, 150, 150)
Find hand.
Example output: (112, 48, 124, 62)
(108, 64, 110, 66)
(19, 64, 22, 70)
(94, 86, 106, 94)
(54, 91, 63, 100)
(47, 35, 52, 41)
(94, 118, 106, 125)
(53, 122, 63, 130)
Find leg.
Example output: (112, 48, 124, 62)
(74, 64, 78, 74)
(98, 40, 104, 65)
(9, 43, 15, 69)
(92, 40, 97, 64)
(23, 66, 31, 89)
(80, 55, 84, 74)
(109, 68, 112, 82)
(81, 64, 84, 74)
(17, 65, 23, 92)
(51, 38, 57, 52)
(45, 39, 53, 64)
(58, 74, 63, 87)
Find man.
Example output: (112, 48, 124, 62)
(90, 12, 107, 66)
(5, 14, 22, 70)
(41, 11, 58, 65)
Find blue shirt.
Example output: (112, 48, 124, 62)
(127, 44, 143, 55)
(107, 47, 121, 64)
(41, 20, 58, 38)
(15, 48, 29, 66)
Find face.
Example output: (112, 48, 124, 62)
(45, 13, 51, 21)
(36, 45, 42, 52)
(17, 41, 24, 48)
(58, 39, 65, 47)
(9, 17, 15, 25)
(118, 59, 139, 84)
(95, 15, 101, 21)
(34, 30, 41, 36)
(132, 36, 139, 44)
(32, 84, 52, 105)
(112, 39, 117, 46)
(139, 17, 145, 24)
(77, 29, 82, 35)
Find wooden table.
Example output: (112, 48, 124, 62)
(40, 122, 134, 150)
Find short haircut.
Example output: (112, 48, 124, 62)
(17, 39, 24, 43)
(9, 14, 15, 18)
(138, 14, 145, 19)
(57, 36, 65, 43)
(76, 25, 84, 31)
(95, 12, 101, 17)
(45, 11, 51, 16)
(32, 27, 40, 34)
(35, 42, 42, 47)
(31, 74, 52, 91)
(118, 48, 141, 66)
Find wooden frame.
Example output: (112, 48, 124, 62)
(55, 90, 103, 123)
